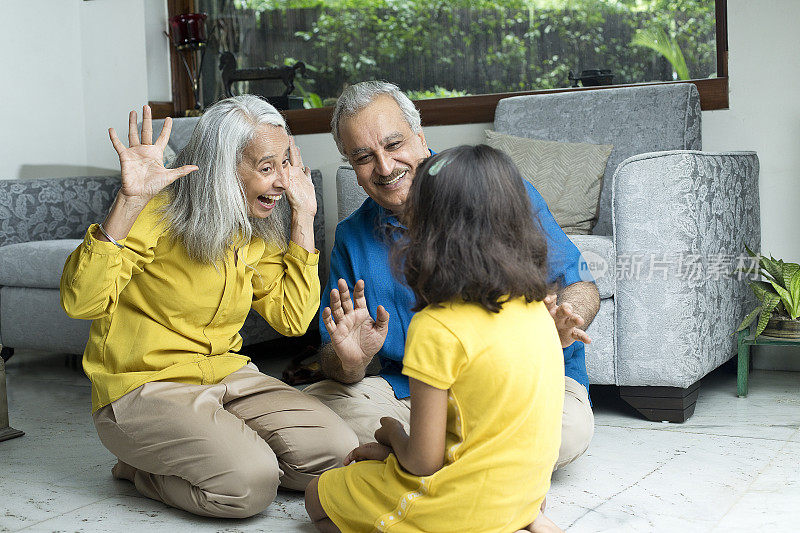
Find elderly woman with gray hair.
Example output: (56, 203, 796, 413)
(60, 96, 358, 519)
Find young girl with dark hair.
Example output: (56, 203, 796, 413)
(306, 145, 565, 532)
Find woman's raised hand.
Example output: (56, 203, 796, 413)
(284, 136, 317, 218)
(108, 106, 198, 205)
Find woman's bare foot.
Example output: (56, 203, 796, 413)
(111, 460, 137, 482)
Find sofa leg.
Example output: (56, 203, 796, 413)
(619, 381, 701, 423)
(0, 355, 25, 442)
(1, 347, 13, 363)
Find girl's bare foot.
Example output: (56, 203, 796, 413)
(526, 511, 563, 533)
(111, 460, 137, 482)
(515, 499, 562, 533)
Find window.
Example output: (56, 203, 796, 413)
(163, 0, 727, 132)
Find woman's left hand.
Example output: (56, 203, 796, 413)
(285, 136, 317, 218)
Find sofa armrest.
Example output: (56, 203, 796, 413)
(611, 150, 760, 387)
(0, 176, 119, 247)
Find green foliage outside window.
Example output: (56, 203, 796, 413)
(204, 0, 716, 103)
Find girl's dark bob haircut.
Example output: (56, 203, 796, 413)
(393, 144, 551, 313)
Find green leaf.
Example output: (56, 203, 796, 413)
(783, 264, 800, 319)
(760, 255, 783, 284)
(769, 279, 793, 316)
(755, 294, 781, 338)
(736, 306, 761, 334)
(749, 280, 778, 304)
(631, 27, 689, 80)
(308, 92, 324, 108)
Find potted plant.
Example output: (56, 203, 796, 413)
(736, 245, 800, 339)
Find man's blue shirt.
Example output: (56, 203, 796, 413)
(320, 179, 592, 399)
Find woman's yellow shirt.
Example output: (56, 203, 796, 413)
(60, 196, 320, 412)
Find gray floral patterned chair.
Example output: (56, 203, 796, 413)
(335, 84, 760, 421)
(0, 117, 326, 364)
(496, 84, 760, 421)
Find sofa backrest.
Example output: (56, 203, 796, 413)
(152, 117, 201, 156)
(0, 176, 119, 247)
(494, 83, 702, 236)
(336, 166, 369, 222)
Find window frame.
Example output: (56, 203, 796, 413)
(156, 0, 728, 133)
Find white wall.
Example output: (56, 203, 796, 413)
(144, 0, 171, 101)
(0, 0, 149, 179)
(702, 0, 800, 369)
(703, 0, 800, 264)
(0, 2, 87, 179)
(80, 1, 150, 176)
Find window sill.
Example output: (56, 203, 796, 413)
(151, 78, 728, 135)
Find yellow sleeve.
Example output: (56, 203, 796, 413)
(60, 202, 165, 320)
(251, 240, 320, 337)
(402, 311, 467, 390)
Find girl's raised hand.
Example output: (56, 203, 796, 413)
(284, 136, 317, 217)
(108, 106, 198, 205)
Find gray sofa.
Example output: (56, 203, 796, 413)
(0, 118, 326, 362)
(336, 84, 760, 422)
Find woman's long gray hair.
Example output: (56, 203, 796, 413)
(165, 95, 290, 264)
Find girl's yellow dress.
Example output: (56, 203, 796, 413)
(317, 297, 564, 533)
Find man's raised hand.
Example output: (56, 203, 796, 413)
(321, 279, 389, 371)
(543, 294, 592, 348)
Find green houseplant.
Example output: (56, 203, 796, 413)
(736, 245, 800, 339)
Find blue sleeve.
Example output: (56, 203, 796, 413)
(523, 180, 592, 287)
(319, 224, 358, 344)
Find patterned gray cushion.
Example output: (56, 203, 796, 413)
(0, 176, 119, 247)
(485, 130, 612, 234)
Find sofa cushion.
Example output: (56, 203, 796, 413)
(0, 176, 119, 247)
(336, 166, 368, 222)
(485, 130, 612, 234)
(568, 234, 615, 299)
(0, 239, 82, 289)
(493, 84, 702, 235)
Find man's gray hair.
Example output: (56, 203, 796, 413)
(164, 94, 290, 264)
(331, 81, 422, 156)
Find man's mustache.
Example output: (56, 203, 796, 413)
(374, 167, 410, 184)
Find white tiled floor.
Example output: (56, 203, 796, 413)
(2, 349, 799, 532)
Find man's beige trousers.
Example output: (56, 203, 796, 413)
(304, 375, 593, 470)
(93, 364, 358, 518)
